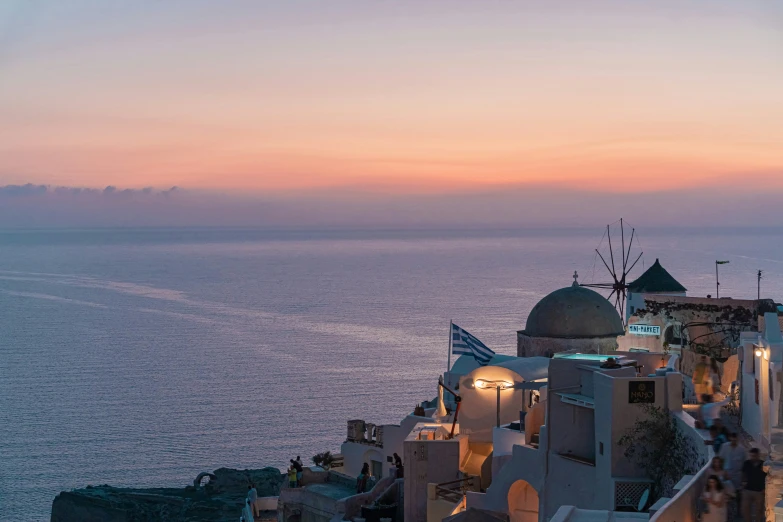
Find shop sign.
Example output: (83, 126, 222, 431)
(629, 381, 656, 403)
(629, 324, 660, 336)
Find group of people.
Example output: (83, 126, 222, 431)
(702, 442, 768, 522)
(240, 455, 306, 521)
(288, 456, 304, 488)
(355, 453, 404, 494)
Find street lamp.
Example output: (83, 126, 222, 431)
(716, 260, 730, 298)
(474, 379, 514, 427)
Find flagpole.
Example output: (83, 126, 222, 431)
(447, 320, 452, 374)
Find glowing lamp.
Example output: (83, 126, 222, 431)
(475, 379, 513, 390)
(755, 348, 763, 357)
(473, 379, 515, 427)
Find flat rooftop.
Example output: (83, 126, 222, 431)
(553, 354, 631, 362)
(304, 482, 357, 500)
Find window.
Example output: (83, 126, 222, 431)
(770, 369, 775, 401)
(529, 390, 541, 408)
(664, 324, 684, 346)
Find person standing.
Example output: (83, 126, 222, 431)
(719, 433, 747, 508)
(702, 475, 727, 522)
(242, 498, 255, 522)
(247, 484, 258, 518)
(710, 457, 737, 520)
(742, 448, 768, 522)
(288, 466, 297, 488)
(357, 463, 369, 494)
(698, 394, 730, 429)
(693, 355, 710, 400)
(291, 459, 303, 487)
(393, 453, 404, 478)
(295, 456, 304, 487)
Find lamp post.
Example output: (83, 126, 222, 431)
(716, 260, 729, 298)
(475, 379, 513, 427)
(758, 269, 763, 300)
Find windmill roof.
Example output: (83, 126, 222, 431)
(627, 259, 687, 293)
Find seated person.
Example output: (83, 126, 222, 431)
(600, 357, 622, 369)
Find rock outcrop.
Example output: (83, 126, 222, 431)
(51, 467, 283, 522)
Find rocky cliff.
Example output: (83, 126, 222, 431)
(51, 467, 283, 522)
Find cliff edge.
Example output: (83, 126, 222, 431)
(51, 467, 283, 522)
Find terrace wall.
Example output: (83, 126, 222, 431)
(648, 412, 712, 522)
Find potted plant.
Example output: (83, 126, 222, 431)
(660, 341, 670, 368)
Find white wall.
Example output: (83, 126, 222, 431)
(544, 361, 671, 516)
(601, 374, 668, 479)
(340, 414, 433, 478)
(740, 338, 781, 448)
(404, 438, 462, 522)
(539, 359, 600, 516)
(493, 426, 527, 457)
(741, 341, 764, 443)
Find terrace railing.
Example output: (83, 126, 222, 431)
(435, 476, 479, 503)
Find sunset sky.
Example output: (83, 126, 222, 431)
(0, 1, 782, 219)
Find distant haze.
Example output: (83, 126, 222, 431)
(0, 183, 781, 228)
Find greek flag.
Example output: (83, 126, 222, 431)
(451, 323, 495, 366)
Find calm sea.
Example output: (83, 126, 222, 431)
(1, 227, 782, 521)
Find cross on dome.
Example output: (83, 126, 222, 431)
(572, 271, 579, 286)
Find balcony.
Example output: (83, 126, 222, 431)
(427, 481, 470, 522)
(557, 452, 595, 467)
(434, 476, 479, 503)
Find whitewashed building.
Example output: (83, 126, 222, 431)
(465, 352, 688, 521)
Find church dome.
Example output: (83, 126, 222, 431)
(524, 279, 624, 339)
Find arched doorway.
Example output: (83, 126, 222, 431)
(362, 449, 385, 481)
(508, 479, 539, 522)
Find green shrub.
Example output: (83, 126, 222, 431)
(618, 405, 702, 500)
(312, 451, 336, 470)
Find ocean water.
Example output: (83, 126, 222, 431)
(1, 227, 782, 521)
